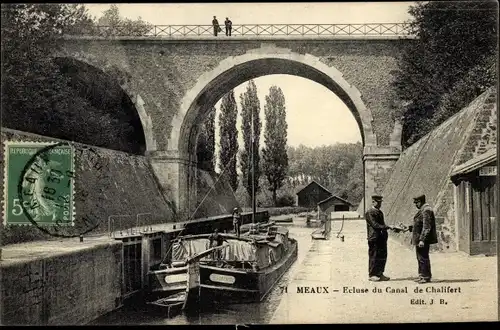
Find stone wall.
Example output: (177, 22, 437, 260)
(1, 129, 238, 245)
(0, 240, 122, 325)
(381, 88, 497, 251)
(58, 38, 410, 148)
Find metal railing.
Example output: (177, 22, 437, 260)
(74, 23, 412, 38)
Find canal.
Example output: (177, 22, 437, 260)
(91, 217, 319, 325)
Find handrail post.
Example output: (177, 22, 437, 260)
(137, 213, 152, 232)
(108, 214, 132, 238)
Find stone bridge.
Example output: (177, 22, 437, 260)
(58, 31, 413, 217)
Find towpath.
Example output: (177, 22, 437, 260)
(270, 219, 497, 323)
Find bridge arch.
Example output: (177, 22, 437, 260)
(52, 53, 157, 153)
(158, 46, 387, 217)
(170, 47, 377, 162)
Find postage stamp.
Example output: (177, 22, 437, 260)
(3, 141, 75, 227)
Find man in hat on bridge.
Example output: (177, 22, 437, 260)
(406, 194, 438, 284)
(365, 195, 394, 282)
(212, 16, 221, 36)
(224, 17, 232, 36)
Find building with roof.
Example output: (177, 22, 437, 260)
(295, 180, 332, 208)
(317, 195, 354, 220)
(450, 148, 497, 255)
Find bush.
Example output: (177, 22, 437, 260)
(276, 194, 295, 207)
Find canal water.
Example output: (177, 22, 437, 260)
(91, 218, 319, 325)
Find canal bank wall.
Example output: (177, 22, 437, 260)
(0, 128, 239, 245)
(379, 88, 497, 252)
(0, 239, 123, 325)
(0, 211, 269, 325)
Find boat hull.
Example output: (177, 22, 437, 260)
(197, 238, 298, 305)
(145, 233, 298, 312)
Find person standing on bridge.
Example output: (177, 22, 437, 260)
(212, 16, 221, 36)
(365, 195, 394, 282)
(232, 207, 241, 237)
(225, 17, 232, 36)
(407, 194, 438, 284)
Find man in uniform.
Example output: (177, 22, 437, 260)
(365, 195, 394, 281)
(407, 194, 438, 284)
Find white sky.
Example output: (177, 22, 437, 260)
(84, 2, 415, 150)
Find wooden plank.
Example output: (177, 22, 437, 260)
(470, 240, 497, 256)
(464, 182, 471, 253)
(472, 188, 482, 242)
(492, 181, 497, 241)
(457, 182, 468, 253)
(486, 179, 493, 241)
(480, 178, 489, 241)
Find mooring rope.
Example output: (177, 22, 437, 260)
(162, 150, 240, 262)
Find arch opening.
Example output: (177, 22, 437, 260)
(174, 55, 375, 161)
(53, 56, 147, 155)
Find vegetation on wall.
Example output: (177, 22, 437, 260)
(391, 1, 497, 148)
(1, 4, 148, 154)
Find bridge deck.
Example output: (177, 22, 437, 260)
(63, 35, 416, 41)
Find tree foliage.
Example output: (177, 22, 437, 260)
(218, 91, 239, 191)
(197, 107, 216, 171)
(1, 4, 147, 154)
(286, 143, 363, 204)
(392, 1, 497, 147)
(96, 4, 153, 36)
(262, 86, 289, 206)
(204, 107, 216, 171)
(240, 80, 262, 201)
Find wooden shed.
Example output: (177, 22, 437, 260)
(450, 149, 497, 256)
(295, 180, 332, 208)
(317, 195, 353, 220)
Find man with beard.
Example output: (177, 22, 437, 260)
(407, 194, 438, 284)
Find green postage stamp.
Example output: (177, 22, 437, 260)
(3, 141, 76, 226)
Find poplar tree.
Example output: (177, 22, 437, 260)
(240, 80, 262, 203)
(218, 91, 239, 190)
(196, 107, 216, 171)
(262, 86, 289, 206)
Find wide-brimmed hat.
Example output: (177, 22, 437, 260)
(371, 195, 383, 201)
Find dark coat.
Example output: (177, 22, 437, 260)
(411, 204, 438, 245)
(365, 207, 389, 241)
